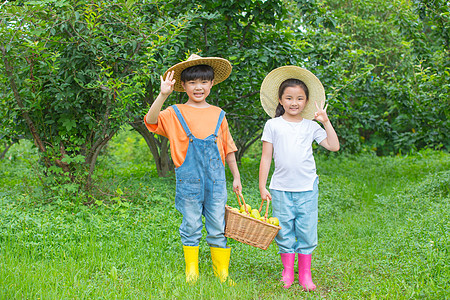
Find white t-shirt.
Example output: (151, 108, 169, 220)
(261, 116, 327, 192)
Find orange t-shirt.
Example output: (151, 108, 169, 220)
(144, 104, 237, 168)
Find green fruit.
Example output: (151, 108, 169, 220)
(269, 217, 279, 226)
(230, 207, 239, 213)
(239, 204, 251, 213)
(250, 209, 261, 219)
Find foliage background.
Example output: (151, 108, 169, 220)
(1, 0, 448, 185)
(1, 2, 449, 298)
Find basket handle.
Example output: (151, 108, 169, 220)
(235, 192, 249, 214)
(235, 192, 271, 218)
(258, 198, 270, 219)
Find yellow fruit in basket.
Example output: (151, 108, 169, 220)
(230, 207, 239, 213)
(269, 217, 279, 226)
(250, 209, 261, 219)
(240, 211, 250, 216)
(239, 204, 251, 213)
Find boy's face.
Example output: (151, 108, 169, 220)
(181, 79, 214, 106)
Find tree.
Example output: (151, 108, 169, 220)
(141, 0, 306, 163)
(413, 0, 450, 50)
(0, 66, 20, 159)
(292, 0, 449, 154)
(0, 0, 191, 187)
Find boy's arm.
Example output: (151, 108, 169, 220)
(145, 71, 176, 124)
(259, 141, 273, 201)
(314, 101, 340, 152)
(225, 152, 242, 194)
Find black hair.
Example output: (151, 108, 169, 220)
(275, 78, 309, 117)
(180, 64, 214, 82)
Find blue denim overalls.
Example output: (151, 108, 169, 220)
(172, 105, 228, 249)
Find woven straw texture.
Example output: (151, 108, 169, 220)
(260, 66, 325, 119)
(163, 54, 232, 92)
(224, 205, 280, 250)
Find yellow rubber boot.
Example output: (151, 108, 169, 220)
(210, 247, 234, 285)
(183, 246, 199, 283)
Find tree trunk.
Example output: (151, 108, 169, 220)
(130, 118, 173, 177)
(235, 133, 261, 163)
(86, 130, 118, 188)
(135, 76, 173, 177)
(1, 45, 50, 167)
(0, 142, 14, 159)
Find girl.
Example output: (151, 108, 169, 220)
(259, 66, 339, 291)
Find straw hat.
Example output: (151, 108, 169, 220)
(260, 66, 325, 119)
(163, 54, 232, 92)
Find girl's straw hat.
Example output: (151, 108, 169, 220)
(163, 54, 232, 92)
(260, 66, 325, 119)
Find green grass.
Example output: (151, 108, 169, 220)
(0, 135, 449, 299)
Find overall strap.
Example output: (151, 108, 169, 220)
(171, 105, 193, 137)
(214, 110, 226, 137)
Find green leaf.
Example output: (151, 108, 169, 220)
(62, 119, 76, 131)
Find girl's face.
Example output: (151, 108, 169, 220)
(279, 86, 308, 119)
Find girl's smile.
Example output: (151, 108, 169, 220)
(279, 86, 308, 121)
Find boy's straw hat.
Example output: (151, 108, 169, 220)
(163, 54, 232, 92)
(260, 66, 325, 119)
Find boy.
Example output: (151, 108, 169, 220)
(144, 54, 242, 284)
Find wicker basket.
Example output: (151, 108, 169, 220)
(224, 193, 281, 250)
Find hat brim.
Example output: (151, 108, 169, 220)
(163, 57, 232, 92)
(260, 66, 325, 119)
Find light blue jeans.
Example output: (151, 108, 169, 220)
(271, 177, 319, 254)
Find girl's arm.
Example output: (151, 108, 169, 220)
(319, 120, 340, 152)
(259, 141, 273, 201)
(314, 101, 340, 152)
(225, 152, 242, 194)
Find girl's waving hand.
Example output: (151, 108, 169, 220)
(315, 100, 340, 152)
(314, 100, 329, 124)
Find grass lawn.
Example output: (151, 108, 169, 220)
(0, 136, 448, 299)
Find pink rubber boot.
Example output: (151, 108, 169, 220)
(298, 254, 316, 291)
(280, 253, 296, 288)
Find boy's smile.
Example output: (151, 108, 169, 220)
(182, 79, 214, 107)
